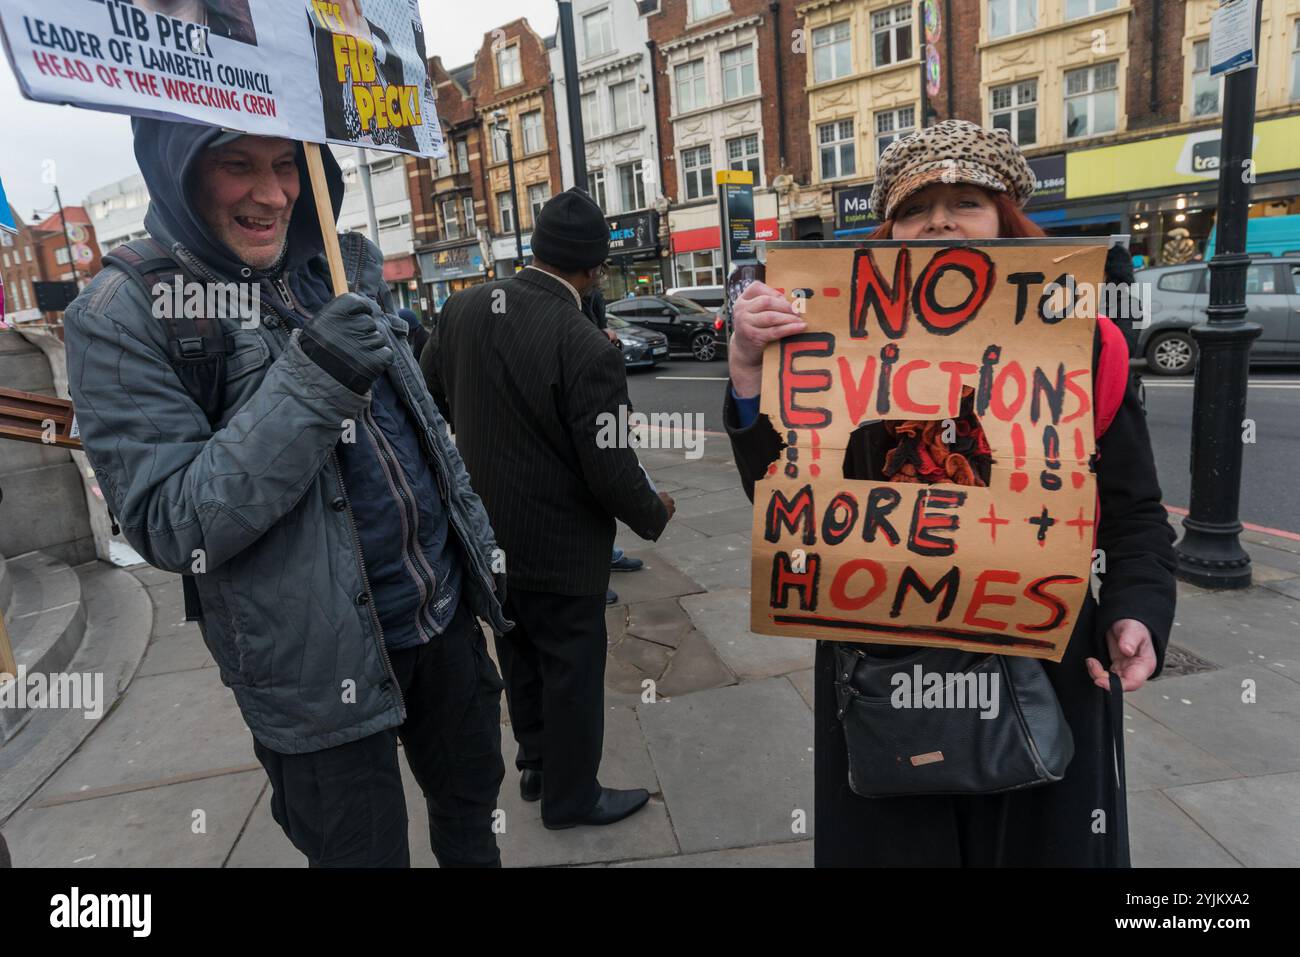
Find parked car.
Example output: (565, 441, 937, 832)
(666, 285, 725, 313)
(607, 315, 669, 370)
(1136, 256, 1300, 375)
(606, 294, 727, 362)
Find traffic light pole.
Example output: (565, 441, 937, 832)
(1174, 2, 1263, 589)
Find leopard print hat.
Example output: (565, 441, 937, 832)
(869, 120, 1037, 221)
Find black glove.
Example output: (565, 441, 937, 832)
(298, 292, 395, 394)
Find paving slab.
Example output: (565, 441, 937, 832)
(38, 668, 254, 796)
(136, 629, 217, 678)
(638, 677, 813, 854)
(635, 520, 708, 549)
(654, 630, 736, 698)
(1127, 789, 1241, 868)
(128, 565, 180, 588)
(1120, 706, 1242, 793)
(652, 462, 747, 492)
(1163, 771, 1300, 868)
(610, 634, 673, 678)
(1126, 665, 1300, 776)
(600, 557, 703, 604)
(787, 669, 815, 711)
(626, 598, 693, 649)
(7, 770, 265, 867)
(680, 505, 754, 538)
(683, 588, 815, 680)
(673, 488, 752, 520)
(611, 840, 813, 867)
(1260, 578, 1300, 601)
(653, 531, 750, 572)
(1165, 588, 1299, 668)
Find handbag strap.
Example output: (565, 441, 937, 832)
(1107, 670, 1131, 867)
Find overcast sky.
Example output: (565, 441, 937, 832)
(0, 0, 559, 222)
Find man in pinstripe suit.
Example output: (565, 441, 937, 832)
(422, 189, 674, 830)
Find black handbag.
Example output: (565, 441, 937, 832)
(831, 643, 1074, 797)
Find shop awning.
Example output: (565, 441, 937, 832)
(671, 219, 778, 253)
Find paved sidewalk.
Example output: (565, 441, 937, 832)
(4, 435, 1299, 867)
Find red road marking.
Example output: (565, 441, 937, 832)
(1164, 504, 1300, 542)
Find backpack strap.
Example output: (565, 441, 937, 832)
(1094, 316, 1129, 440)
(102, 238, 232, 428)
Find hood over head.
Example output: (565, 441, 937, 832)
(132, 118, 344, 279)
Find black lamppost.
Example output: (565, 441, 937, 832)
(557, 0, 588, 192)
(493, 110, 524, 272)
(1174, 3, 1263, 589)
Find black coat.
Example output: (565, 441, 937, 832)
(724, 328, 1177, 866)
(422, 268, 668, 596)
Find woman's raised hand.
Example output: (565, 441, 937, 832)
(728, 281, 807, 399)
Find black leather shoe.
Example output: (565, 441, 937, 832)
(543, 787, 650, 830)
(520, 769, 542, 803)
(606, 588, 618, 605)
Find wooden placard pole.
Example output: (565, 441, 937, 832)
(303, 142, 348, 297)
(0, 614, 15, 682)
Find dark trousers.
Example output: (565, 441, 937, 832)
(496, 587, 607, 826)
(252, 601, 506, 867)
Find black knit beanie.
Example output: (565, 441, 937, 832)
(531, 187, 609, 270)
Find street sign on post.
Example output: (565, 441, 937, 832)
(33, 281, 79, 314)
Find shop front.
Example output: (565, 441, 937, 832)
(1055, 115, 1300, 266)
(667, 193, 779, 288)
(418, 240, 488, 313)
(491, 233, 532, 278)
(605, 211, 664, 298)
(383, 255, 419, 314)
(833, 183, 878, 239)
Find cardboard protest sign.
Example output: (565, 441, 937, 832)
(0, 0, 445, 158)
(304, 0, 444, 157)
(750, 240, 1109, 662)
(0, 1, 322, 141)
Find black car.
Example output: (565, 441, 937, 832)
(607, 315, 670, 369)
(605, 294, 727, 362)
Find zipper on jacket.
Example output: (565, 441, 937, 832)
(360, 406, 442, 640)
(332, 451, 405, 717)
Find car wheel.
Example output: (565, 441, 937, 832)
(691, 332, 718, 362)
(1145, 330, 1197, 376)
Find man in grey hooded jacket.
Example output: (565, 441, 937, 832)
(64, 120, 510, 867)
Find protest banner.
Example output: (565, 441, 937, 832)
(750, 239, 1109, 662)
(0, 0, 446, 295)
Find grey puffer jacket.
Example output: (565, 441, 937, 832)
(64, 128, 508, 755)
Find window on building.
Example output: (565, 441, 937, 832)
(618, 160, 647, 211)
(1191, 40, 1222, 116)
(875, 105, 916, 156)
(22, 279, 32, 310)
(676, 249, 723, 286)
(521, 110, 545, 154)
(1293, 19, 1300, 101)
(56, 247, 71, 266)
(528, 183, 550, 226)
(610, 80, 639, 131)
(583, 7, 614, 58)
(675, 59, 707, 113)
(435, 151, 452, 177)
(1065, 60, 1118, 138)
(819, 119, 856, 180)
(590, 168, 608, 210)
(442, 198, 461, 240)
(689, 0, 728, 22)
(990, 78, 1038, 145)
(492, 123, 510, 163)
(582, 91, 601, 139)
(25, 246, 32, 262)
(872, 4, 913, 67)
(498, 191, 515, 233)
(988, 0, 1036, 39)
(2, 253, 7, 268)
(813, 21, 852, 83)
(727, 133, 761, 180)
(681, 145, 713, 201)
(1066, 0, 1115, 19)
(464, 196, 477, 237)
(721, 45, 756, 101)
(497, 44, 521, 87)
(456, 139, 469, 174)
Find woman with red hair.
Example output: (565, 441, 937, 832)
(724, 120, 1176, 867)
